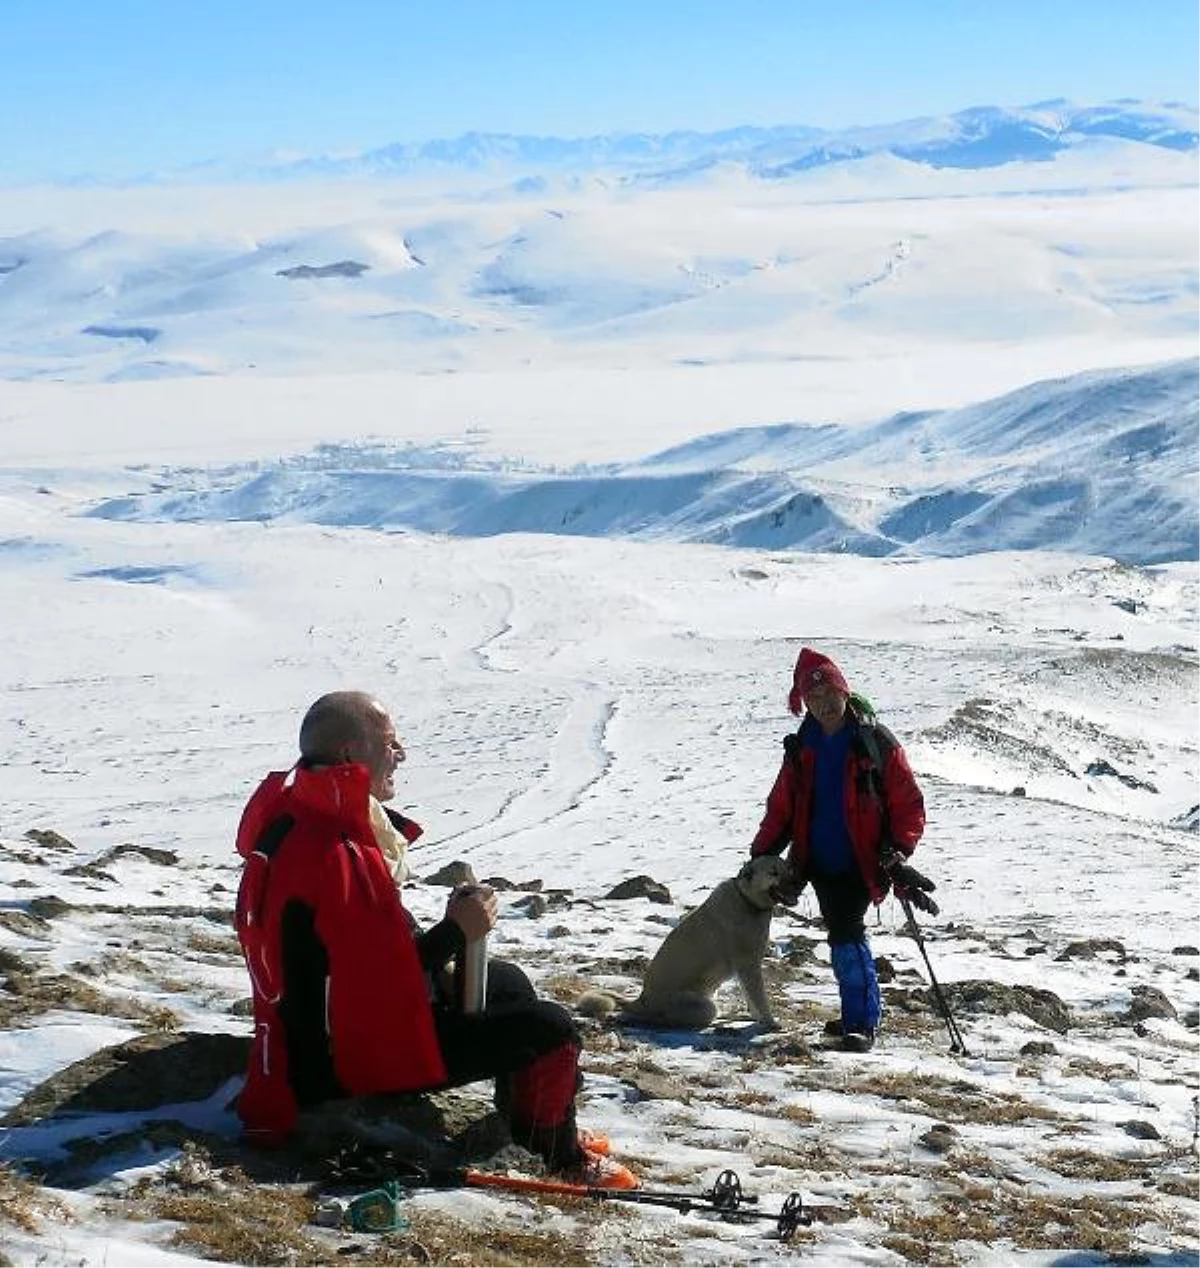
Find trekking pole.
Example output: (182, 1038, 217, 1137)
(382, 1166, 811, 1242)
(895, 891, 970, 1056)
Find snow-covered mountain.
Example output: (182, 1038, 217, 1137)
(161, 100, 1198, 185)
(81, 358, 1199, 565)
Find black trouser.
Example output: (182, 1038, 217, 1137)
(433, 961, 578, 1085)
(808, 870, 871, 944)
(432, 959, 583, 1167)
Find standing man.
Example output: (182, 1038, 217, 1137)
(750, 649, 933, 1051)
(234, 690, 635, 1188)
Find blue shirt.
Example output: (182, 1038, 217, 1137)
(807, 723, 855, 876)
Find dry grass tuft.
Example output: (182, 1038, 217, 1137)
(1064, 1055, 1136, 1080)
(1042, 1148, 1153, 1183)
(402, 1204, 615, 1266)
(868, 1187, 1149, 1262)
(0, 1163, 70, 1234)
(0, 966, 181, 1031)
(539, 973, 597, 1005)
(150, 1187, 327, 1265)
(187, 929, 242, 958)
(849, 1069, 1062, 1125)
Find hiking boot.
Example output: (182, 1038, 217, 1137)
(559, 1149, 639, 1190)
(577, 1128, 610, 1157)
(822, 1019, 844, 1038)
(841, 1030, 875, 1053)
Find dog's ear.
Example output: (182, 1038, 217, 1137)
(736, 858, 756, 883)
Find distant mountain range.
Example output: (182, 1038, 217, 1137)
(190, 100, 1197, 184)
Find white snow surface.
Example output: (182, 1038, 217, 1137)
(0, 116, 1197, 1265)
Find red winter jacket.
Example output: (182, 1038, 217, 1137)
(234, 762, 446, 1145)
(750, 718, 925, 904)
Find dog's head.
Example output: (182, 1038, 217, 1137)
(735, 854, 794, 910)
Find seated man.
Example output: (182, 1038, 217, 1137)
(234, 690, 635, 1188)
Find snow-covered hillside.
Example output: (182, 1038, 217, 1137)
(0, 102, 1196, 1266)
(78, 357, 1198, 564)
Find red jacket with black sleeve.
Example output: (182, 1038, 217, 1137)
(750, 716, 925, 904)
(234, 762, 447, 1146)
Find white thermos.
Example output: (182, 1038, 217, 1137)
(456, 935, 489, 1014)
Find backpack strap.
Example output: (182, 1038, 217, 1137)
(853, 720, 901, 856)
(778, 712, 898, 842)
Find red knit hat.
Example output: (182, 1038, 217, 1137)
(788, 647, 850, 715)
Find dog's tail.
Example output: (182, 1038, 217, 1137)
(577, 990, 718, 1031)
(575, 990, 624, 1019)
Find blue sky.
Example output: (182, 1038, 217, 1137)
(3, 0, 1196, 182)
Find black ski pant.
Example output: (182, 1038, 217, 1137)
(808, 870, 871, 944)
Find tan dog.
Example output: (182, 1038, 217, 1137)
(581, 855, 794, 1031)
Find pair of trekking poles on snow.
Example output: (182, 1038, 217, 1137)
(320, 1165, 811, 1241)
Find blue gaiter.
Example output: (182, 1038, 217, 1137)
(831, 940, 881, 1035)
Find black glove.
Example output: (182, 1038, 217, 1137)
(881, 849, 940, 917)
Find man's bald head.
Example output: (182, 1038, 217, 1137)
(299, 691, 387, 765)
(298, 691, 404, 801)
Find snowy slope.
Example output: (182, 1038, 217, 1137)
(0, 105, 1196, 1267)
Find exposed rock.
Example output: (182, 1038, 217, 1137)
(0, 910, 51, 938)
(479, 876, 549, 894)
(941, 980, 1072, 1033)
(1121, 1120, 1161, 1140)
(423, 861, 477, 887)
(24, 828, 75, 852)
(1172, 945, 1199, 956)
(1019, 1039, 1058, 1057)
(0, 946, 33, 976)
(1125, 985, 1177, 1024)
(917, 1123, 958, 1153)
(105, 843, 180, 867)
(293, 1088, 508, 1167)
(1056, 938, 1128, 962)
(511, 893, 548, 918)
(60, 862, 115, 881)
(276, 261, 370, 279)
(27, 895, 72, 919)
(481, 875, 518, 891)
(1083, 759, 1158, 793)
(1, 1031, 249, 1126)
(2, 1030, 510, 1180)
(882, 985, 933, 1015)
(874, 954, 897, 984)
(604, 876, 671, 903)
(1169, 805, 1199, 833)
(627, 1071, 684, 1102)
